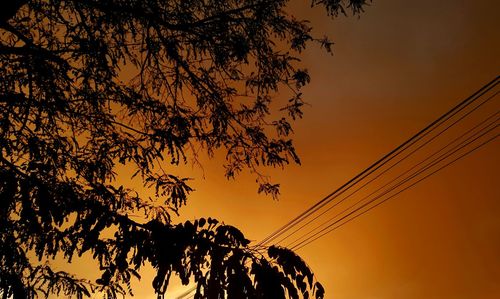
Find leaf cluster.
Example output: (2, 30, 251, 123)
(0, 0, 368, 297)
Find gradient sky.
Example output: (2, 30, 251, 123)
(63, 1, 500, 298)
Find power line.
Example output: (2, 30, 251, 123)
(288, 112, 498, 250)
(291, 129, 498, 251)
(284, 108, 499, 248)
(272, 91, 498, 246)
(260, 76, 498, 246)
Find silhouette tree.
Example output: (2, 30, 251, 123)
(0, 0, 368, 298)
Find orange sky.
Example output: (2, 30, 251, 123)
(66, 1, 500, 298)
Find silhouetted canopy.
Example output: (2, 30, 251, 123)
(0, 0, 368, 298)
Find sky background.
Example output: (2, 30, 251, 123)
(68, 0, 500, 298)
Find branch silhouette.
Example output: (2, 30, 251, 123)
(0, 0, 369, 298)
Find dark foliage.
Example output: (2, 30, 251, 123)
(0, 0, 368, 297)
